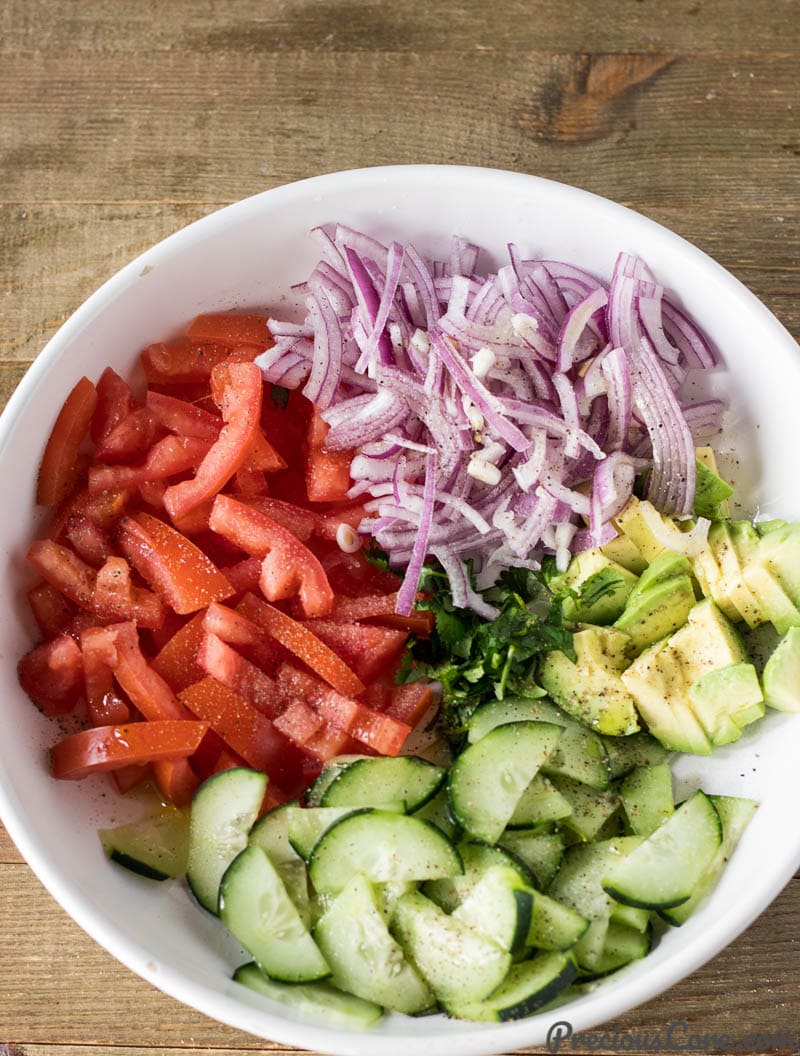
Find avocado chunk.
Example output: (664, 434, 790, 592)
(762, 626, 800, 712)
(600, 533, 648, 576)
(549, 549, 638, 625)
(691, 545, 742, 623)
(706, 521, 763, 628)
(688, 662, 765, 744)
(613, 560, 695, 654)
(693, 449, 733, 520)
(614, 497, 668, 564)
(741, 562, 800, 635)
(539, 627, 640, 736)
(669, 598, 747, 676)
(754, 523, 800, 608)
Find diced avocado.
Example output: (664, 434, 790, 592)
(613, 572, 695, 654)
(691, 545, 742, 622)
(762, 626, 800, 712)
(550, 550, 638, 625)
(706, 521, 763, 628)
(621, 639, 714, 755)
(741, 561, 800, 635)
(614, 497, 668, 564)
(688, 662, 765, 744)
(693, 450, 733, 520)
(755, 523, 800, 607)
(754, 519, 788, 537)
(600, 533, 648, 576)
(631, 550, 693, 594)
(669, 599, 747, 678)
(539, 627, 640, 736)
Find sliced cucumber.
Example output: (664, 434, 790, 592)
(466, 695, 564, 743)
(588, 921, 652, 976)
(451, 863, 534, 954)
(549, 774, 620, 842)
(448, 721, 563, 843)
(233, 962, 382, 1029)
(412, 787, 459, 840)
(527, 891, 589, 952)
(423, 839, 533, 913)
(320, 755, 445, 812)
(602, 731, 670, 780)
(309, 809, 462, 894)
(99, 806, 190, 881)
(610, 901, 651, 932)
(603, 790, 722, 910)
(619, 764, 675, 838)
(285, 806, 358, 860)
(249, 800, 302, 867)
(305, 755, 368, 806)
(391, 890, 511, 1005)
(219, 845, 329, 983)
(186, 768, 267, 914)
(661, 794, 757, 925)
(498, 830, 565, 890)
(443, 950, 577, 1022)
(314, 874, 433, 1014)
(507, 773, 573, 828)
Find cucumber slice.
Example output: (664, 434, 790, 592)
(233, 962, 382, 1029)
(610, 901, 651, 932)
(498, 831, 565, 890)
(527, 891, 589, 951)
(619, 764, 675, 838)
(186, 768, 267, 914)
(588, 921, 652, 976)
(219, 845, 329, 983)
(99, 806, 189, 881)
(314, 874, 433, 1014)
(603, 790, 722, 910)
(452, 864, 534, 954)
(549, 774, 620, 842)
(448, 721, 563, 843)
(507, 773, 573, 828)
(602, 731, 670, 780)
(320, 756, 445, 811)
(249, 801, 302, 867)
(391, 890, 511, 1005)
(413, 787, 459, 840)
(309, 809, 462, 894)
(466, 696, 565, 743)
(443, 950, 577, 1022)
(305, 755, 368, 806)
(660, 794, 758, 925)
(424, 839, 534, 913)
(285, 806, 359, 860)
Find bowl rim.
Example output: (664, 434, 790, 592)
(1, 163, 799, 1056)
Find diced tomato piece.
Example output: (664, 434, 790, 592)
(210, 748, 249, 777)
(219, 556, 262, 594)
(150, 611, 207, 692)
(306, 408, 352, 502)
(49, 488, 130, 540)
(179, 678, 302, 792)
(145, 391, 222, 440)
(141, 337, 232, 385)
(312, 690, 411, 756)
(88, 436, 213, 495)
(237, 497, 320, 544)
(322, 549, 401, 598)
(151, 757, 200, 806)
(91, 367, 137, 445)
(112, 764, 151, 795)
(185, 313, 272, 349)
(27, 582, 76, 638)
(300, 620, 407, 685)
(330, 592, 434, 636)
(138, 480, 167, 509)
(94, 555, 166, 628)
(196, 631, 281, 717)
(51, 720, 208, 780)
(204, 602, 284, 673)
(385, 682, 435, 727)
(243, 429, 287, 474)
(81, 626, 131, 726)
(273, 699, 323, 746)
(163, 363, 263, 522)
(109, 621, 195, 721)
(232, 468, 270, 497)
(189, 727, 229, 780)
(142, 608, 189, 655)
(96, 407, 159, 464)
(18, 635, 84, 716)
(260, 386, 311, 470)
(64, 514, 113, 568)
(238, 593, 364, 698)
(315, 504, 368, 542)
(37, 376, 97, 506)
(361, 679, 394, 712)
(209, 495, 333, 618)
(305, 722, 352, 761)
(115, 512, 234, 615)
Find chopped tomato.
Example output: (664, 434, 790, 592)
(51, 720, 208, 780)
(64, 513, 113, 568)
(305, 408, 352, 502)
(196, 631, 281, 717)
(95, 407, 158, 465)
(330, 592, 434, 636)
(81, 626, 131, 726)
(210, 748, 250, 777)
(37, 376, 97, 506)
(185, 312, 272, 348)
(238, 593, 364, 698)
(260, 386, 311, 469)
(151, 757, 200, 806)
(27, 582, 76, 639)
(219, 555, 262, 594)
(243, 429, 287, 474)
(179, 678, 302, 792)
(204, 601, 284, 673)
(237, 496, 320, 544)
(150, 610, 207, 692)
(91, 368, 136, 445)
(18, 635, 84, 716)
(88, 435, 212, 495)
(164, 362, 263, 521)
(386, 682, 435, 727)
(322, 549, 401, 598)
(232, 467, 269, 497)
(49, 487, 130, 540)
(112, 765, 151, 795)
(300, 619, 407, 684)
(116, 512, 234, 615)
(141, 337, 233, 385)
(145, 391, 222, 440)
(313, 691, 411, 756)
(273, 699, 323, 747)
(209, 494, 333, 618)
(109, 621, 195, 721)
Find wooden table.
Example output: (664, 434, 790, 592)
(1, 3, 798, 1054)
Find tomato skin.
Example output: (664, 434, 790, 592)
(305, 408, 352, 502)
(330, 592, 434, 636)
(238, 593, 364, 698)
(209, 494, 334, 619)
(203, 601, 284, 673)
(91, 368, 137, 445)
(18, 635, 84, 716)
(164, 362, 263, 521)
(150, 610, 207, 692)
(385, 682, 435, 727)
(151, 757, 200, 806)
(236, 496, 320, 544)
(89, 436, 212, 495)
(300, 619, 407, 685)
(116, 512, 234, 615)
(179, 677, 303, 793)
(196, 631, 281, 717)
(27, 582, 76, 639)
(185, 313, 272, 348)
(37, 377, 97, 506)
(51, 720, 208, 780)
(109, 621, 195, 722)
(145, 391, 222, 440)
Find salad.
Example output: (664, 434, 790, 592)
(16, 228, 800, 1030)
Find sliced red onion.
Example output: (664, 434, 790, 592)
(396, 454, 437, 616)
(573, 521, 617, 553)
(324, 389, 408, 451)
(589, 451, 637, 542)
(432, 545, 499, 620)
(303, 288, 344, 409)
(600, 347, 632, 452)
(662, 300, 718, 369)
(682, 399, 725, 440)
(557, 287, 609, 373)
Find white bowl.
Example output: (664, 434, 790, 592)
(1, 165, 799, 1056)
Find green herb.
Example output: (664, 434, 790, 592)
(269, 384, 290, 409)
(399, 562, 574, 740)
